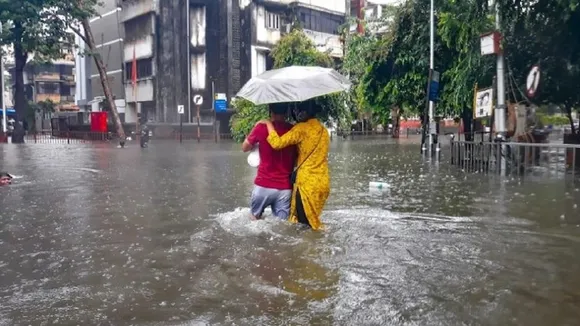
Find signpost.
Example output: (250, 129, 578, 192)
(213, 92, 227, 142)
(193, 95, 203, 142)
(474, 88, 494, 119)
(526, 65, 540, 99)
(422, 69, 440, 155)
(214, 93, 227, 113)
(428, 70, 440, 102)
(178, 104, 184, 143)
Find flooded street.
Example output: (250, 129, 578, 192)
(1, 139, 580, 325)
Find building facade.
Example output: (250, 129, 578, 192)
(242, 0, 346, 82)
(75, 0, 346, 129)
(75, 0, 129, 121)
(10, 58, 77, 112)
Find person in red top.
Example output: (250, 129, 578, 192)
(242, 104, 296, 220)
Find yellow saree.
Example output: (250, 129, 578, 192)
(267, 118, 330, 230)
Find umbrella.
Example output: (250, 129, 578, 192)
(236, 66, 351, 105)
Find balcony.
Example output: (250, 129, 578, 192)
(303, 29, 343, 58)
(263, 0, 346, 14)
(60, 75, 76, 84)
(120, 0, 156, 23)
(60, 95, 75, 103)
(35, 73, 60, 82)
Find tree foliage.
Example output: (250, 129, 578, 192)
(229, 99, 269, 142)
(270, 29, 332, 68)
(1, 0, 126, 144)
(498, 0, 580, 134)
(0, 0, 102, 142)
(0, 0, 78, 141)
(344, 0, 580, 136)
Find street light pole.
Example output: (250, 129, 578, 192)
(428, 0, 435, 156)
(186, 0, 192, 124)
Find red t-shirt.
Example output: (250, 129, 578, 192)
(247, 121, 296, 190)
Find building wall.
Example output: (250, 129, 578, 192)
(122, 4, 156, 123)
(155, 0, 188, 123)
(75, 0, 126, 116)
(82, 0, 346, 125)
(88, 5, 125, 101)
(242, 0, 346, 81)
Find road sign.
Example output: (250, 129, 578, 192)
(526, 65, 540, 98)
(428, 70, 440, 102)
(474, 88, 493, 119)
(177, 104, 184, 114)
(193, 95, 203, 105)
(480, 31, 501, 55)
(214, 93, 227, 113)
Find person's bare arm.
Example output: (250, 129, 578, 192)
(242, 125, 260, 152)
(242, 139, 254, 152)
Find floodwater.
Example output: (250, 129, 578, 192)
(1, 138, 579, 326)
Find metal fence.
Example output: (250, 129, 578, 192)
(24, 131, 112, 144)
(14, 131, 235, 144)
(449, 140, 580, 178)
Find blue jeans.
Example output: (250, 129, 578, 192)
(250, 185, 292, 220)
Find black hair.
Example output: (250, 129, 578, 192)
(269, 103, 288, 115)
(296, 100, 317, 117)
(0, 172, 12, 179)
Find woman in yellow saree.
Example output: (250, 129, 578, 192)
(258, 104, 330, 230)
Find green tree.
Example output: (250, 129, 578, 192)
(497, 0, 580, 136)
(0, 0, 127, 145)
(26, 99, 55, 132)
(229, 99, 268, 142)
(437, 0, 495, 117)
(353, 0, 436, 123)
(0, 0, 73, 142)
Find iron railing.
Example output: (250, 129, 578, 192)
(450, 140, 580, 178)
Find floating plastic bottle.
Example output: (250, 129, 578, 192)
(369, 181, 389, 190)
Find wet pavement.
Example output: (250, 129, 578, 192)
(1, 139, 580, 325)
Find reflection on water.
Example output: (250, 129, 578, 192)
(0, 140, 580, 325)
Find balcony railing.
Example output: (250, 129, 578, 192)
(60, 95, 75, 103)
(60, 75, 75, 82)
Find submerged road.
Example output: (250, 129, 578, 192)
(1, 139, 579, 325)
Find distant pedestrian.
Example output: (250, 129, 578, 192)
(140, 123, 150, 148)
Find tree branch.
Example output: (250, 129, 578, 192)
(68, 24, 89, 45)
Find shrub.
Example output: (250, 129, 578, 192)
(229, 99, 269, 142)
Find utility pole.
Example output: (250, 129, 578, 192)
(186, 0, 192, 124)
(428, 0, 436, 157)
(494, 0, 507, 139)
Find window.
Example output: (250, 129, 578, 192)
(60, 85, 71, 96)
(125, 57, 153, 81)
(37, 64, 58, 74)
(297, 10, 344, 34)
(124, 14, 153, 43)
(59, 65, 74, 76)
(265, 12, 280, 30)
(37, 82, 60, 94)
